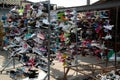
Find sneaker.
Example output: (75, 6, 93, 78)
(35, 20, 41, 28)
(33, 47, 43, 56)
(37, 33, 45, 40)
(105, 34, 112, 40)
(42, 19, 49, 25)
(33, 38, 43, 44)
(103, 25, 114, 30)
(57, 11, 64, 17)
(39, 47, 47, 52)
(36, 9, 43, 17)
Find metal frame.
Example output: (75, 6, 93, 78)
(47, 0, 51, 80)
(115, 7, 119, 67)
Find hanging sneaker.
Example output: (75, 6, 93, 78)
(105, 34, 112, 40)
(36, 9, 43, 17)
(33, 47, 43, 56)
(42, 19, 49, 25)
(103, 25, 114, 30)
(37, 32, 45, 40)
(39, 47, 47, 52)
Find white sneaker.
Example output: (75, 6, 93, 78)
(14, 37, 22, 42)
(105, 34, 112, 40)
(103, 25, 114, 30)
(36, 9, 43, 17)
(33, 47, 42, 56)
(42, 19, 49, 25)
(35, 20, 41, 28)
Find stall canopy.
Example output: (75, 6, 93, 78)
(58, 0, 120, 11)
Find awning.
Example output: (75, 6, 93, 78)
(76, 0, 120, 11)
(57, 1, 120, 12)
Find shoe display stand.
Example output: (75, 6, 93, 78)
(54, 8, 80, 66)
(0, 1, 119, 80)
(77, 10, 113, 58)
(62, 9, 119, 79)
(0, 2, 53, 80)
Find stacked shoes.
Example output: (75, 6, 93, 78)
(96, 70, 120, 80)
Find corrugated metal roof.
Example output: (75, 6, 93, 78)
(57, 0, 120, 11)
(76, 0, 120, 11)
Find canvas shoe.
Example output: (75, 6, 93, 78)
(36, 9, 43, 17)
(40, 25, 49, 29)
(39, 47, 47, 52)
(64, 33, 70, 37)
(102, 11, 109, 17)
(37, 32, 45, 40)
(68, 21, 75, 25)
(17, 46, 30, 54)
(69, 16, 76, 21)
(103, 25, 114, 30)
(71, 28, 76, 33)
(64, 9, 76, 15)
(32, 47, 43, 56)
(92, 22, 98, 28)
(65, 14, 74, 19)
(17, 42, 31, 53)
(57, 11, 64, 17)
(99, 11, 109, 18)
(85, 12, 91, 19)
(6, 44, 18, 49)
(103, 29, 108, 32)
(70, 10, 76, 15)
(59, 22, 64, 28)
(65, 38, 70, 44)
(35, 20, 41, 28)
(77, 28, 82, 31)
(62, 26, 71, 33)
(23, 33, 32, 40)
(65, 9, 72, 14)
(105, 34, 112, 40)
(3, 47, 8, 51)
(33, 38, 43, 44)
(42, 19, 49, 25)
(30, 33, 36, 38)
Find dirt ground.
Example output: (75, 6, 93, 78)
(0, 50, 114, 80)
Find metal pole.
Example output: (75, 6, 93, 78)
(115, 7, 118, 67)
(3, 0, 4, 8)
(87, 0, 90, 5)
(74, 8, 78, 76)
(20, 0, 22, 6)
(47, 0, 51, 80)
(74, 8, 78, 65)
